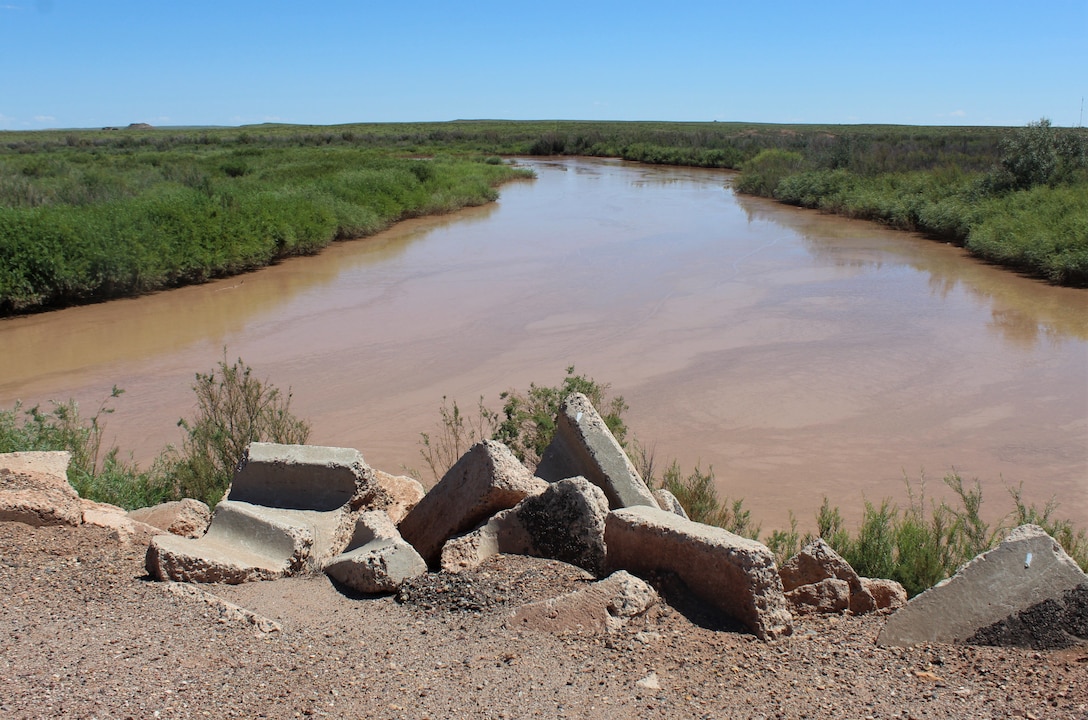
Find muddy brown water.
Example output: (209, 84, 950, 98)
(2, 158, 1085, 530)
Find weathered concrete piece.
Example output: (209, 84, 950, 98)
(535, 393, 656, 510)
(0, 451, 83, 527)
(605, 505, 793, 640)
(398, 440, 546, 566)
(509, 570, 658, 634)
(371, 470, 425, 524)
(967, 583, 1088, 650)
(440, 477, 609, 576)
(785, 578, 850, 615)
(653, 488, 688, 519)
(325, 538, 427, 594)
(878, 525, 1088, 646)
(230, 442, 376, 511)
(146, 443, 376, 584)
(779, 538, 877, 615)
(129, 499, 212, 538)
(324, 510, 426, 593)
(147, 501, 318, 583)
(81, 499, 160, 542)
(861, 577, 908, 611)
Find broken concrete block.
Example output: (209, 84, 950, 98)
(230, 442, 377, 511)
(653, 488, 688, 519)
(509, 570, 658, 634)
(605, 505, 793, 640)
(860, 577, 908, 611)
(779, 538, 876, 614)
(371, 470, 425, 524)
(440, 476, 609, 576)
(398, 440, 546, 566)
(129, 498, 212, 538)
(325, 538, 427, 594)
(878, 525, 1088, 646)
(147, 501, 318, 583)
(535, 393, 656, 510)
(0, 451, 82, 527)
(785, 578, 850, 615)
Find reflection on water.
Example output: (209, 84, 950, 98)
(733, 191, 1088, 348)
(2, 158, 1084, 530)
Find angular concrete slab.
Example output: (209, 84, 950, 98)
(0, 451, 82, 527)
(605, 505, 793, 640)
(147, 501, 317, 583)
(230, 442, 376, 511)
(878, 525, 1088, 646)
(535, 393, 656, 510)
(440, 476, 609, 576)
(325, 538, 427, 594)
(146, 443, 372, 584)
(371, 470, 425, 524)
(398, 440, 546, 567)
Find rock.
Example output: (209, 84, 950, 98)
(878, 525, 1088, 646)
(861, 577, 907, 611)
(440, 476, 609, 576)
(535, 393, 656, 510)
(779, 538, 877, 614)
(128, 499, 212, 538)
(785, 578, 850, 615)
(147, 501, 317, 583)
(371, 470, 424, 524)
(636, 672, 661, 690)
(146, 443, 373, 584)
(325, 538, 427, 594)
(80, 499, 160, 543)
(229, 442, 379, 512)
(605, 505, 793, 640)
(0, 451, 82, 527)
(398, 440, 546, 566)
(967, 583, 1088, 650)
(653, 488, 688, 519)
(510, 570, 657, 634)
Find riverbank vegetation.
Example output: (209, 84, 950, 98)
(2, 120, 1085, 316)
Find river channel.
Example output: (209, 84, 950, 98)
(2, 158, 1085, 530)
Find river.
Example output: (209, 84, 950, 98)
(2, 158, 1085, 530)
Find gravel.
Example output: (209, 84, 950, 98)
(2, 520, 1085, 719)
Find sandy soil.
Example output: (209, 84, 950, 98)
(2, 520, 1086, 719)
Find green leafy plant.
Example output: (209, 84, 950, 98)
(167, 355, 310, 506)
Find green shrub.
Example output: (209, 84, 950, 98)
(167, 355, 311, 506)
(733, 149, 805, 197)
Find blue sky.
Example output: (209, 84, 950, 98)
(1, 1, 1085, 130)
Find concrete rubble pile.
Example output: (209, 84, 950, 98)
(4, 394, 1085, 648)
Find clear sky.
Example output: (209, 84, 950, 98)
(1, 0, 1085, 130)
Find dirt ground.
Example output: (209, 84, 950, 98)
(1, 521, 1085, 719)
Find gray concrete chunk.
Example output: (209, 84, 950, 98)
(440, 476, 609, 576)
(0, 451, 82, 527)
(878, 524, 1088, 646)
(398, 440, 546, 566)
(509, 570, 658, 634)
(605, 505, 793, 640)
(325, 538, 427, 594)
(535, 393, 656, 510)
(230, 442, 376, 511)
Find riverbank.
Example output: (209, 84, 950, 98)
(0, 135, 529, 315)
(4, 121, 1085, 318)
